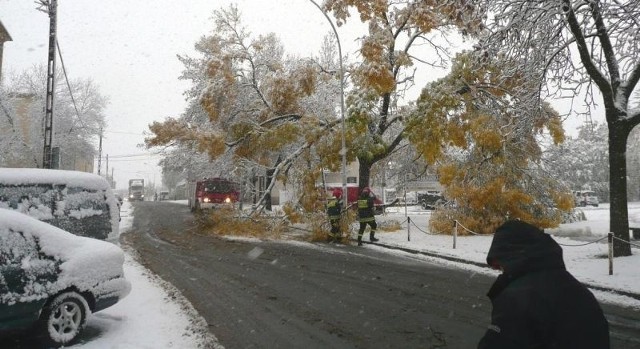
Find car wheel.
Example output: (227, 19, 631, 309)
(35, 291, 89, 348)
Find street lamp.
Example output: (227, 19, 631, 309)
(308, 0, 347, 202)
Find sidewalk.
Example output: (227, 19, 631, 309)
(365, 208, 640, 305)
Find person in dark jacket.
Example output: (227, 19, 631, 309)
(356, 187, 378, 246)
(326, 188, 343, 242)
(478, 220, 610, 349)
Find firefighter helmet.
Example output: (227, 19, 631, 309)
(332, 188, 343, 198)
(362, 187, 371, 195)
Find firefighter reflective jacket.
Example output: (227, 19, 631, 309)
(357, 196, 375, 222)
(326, 198, 343, 221)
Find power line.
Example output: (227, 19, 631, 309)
(102, 152, 163, 159)
(104, 130, 147, 136)
(56, 39, 87, 134)
(103, 158, 162, 163)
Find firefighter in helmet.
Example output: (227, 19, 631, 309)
(326, 188, 344, 242)
(357, 187, 379, 246)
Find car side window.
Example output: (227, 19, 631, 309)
(0, 228, 38, 298)
(0, 228, 57, 302)
(0, 228, 37, 265)
(0, 184, 56, 220)
(64, 186, 108, 212)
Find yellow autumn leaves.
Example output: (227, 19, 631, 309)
(408, 52, 572, 233)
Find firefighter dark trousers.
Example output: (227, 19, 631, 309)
(329, 219, 341, 241)
(358, 221, 377, 243)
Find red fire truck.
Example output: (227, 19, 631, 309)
(187, 178, 240, 212)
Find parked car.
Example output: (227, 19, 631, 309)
(573, 190, 599, 207)
(417, 191, 445, 210)
(0, 208, 131, 347)
(0, 168, 120, 240)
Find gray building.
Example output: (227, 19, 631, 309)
(0, 20, 12, 81)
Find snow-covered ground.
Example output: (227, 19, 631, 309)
(68, 201, 640, 348)
(378, 203, 640, 308)
(66, 201, 219, 348)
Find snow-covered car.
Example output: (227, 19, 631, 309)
(0, 209, 131, 347)
(0, 168, 120, 240)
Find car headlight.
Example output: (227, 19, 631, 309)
(224, 197, 231, 203)
(204, 198, 211, 203)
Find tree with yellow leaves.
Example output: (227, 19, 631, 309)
(145, 5, 343, 212)
(323, 0, 484, 191)
(407, 52, 573, 235)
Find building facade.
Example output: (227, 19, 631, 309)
(0, 20, 11, 81)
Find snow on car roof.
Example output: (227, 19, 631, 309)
(0, 208, 122, 261)
(0, 168, 110, 190)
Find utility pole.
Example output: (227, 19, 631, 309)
(97, 127, 103, 175)
(40, 0, 58, 169)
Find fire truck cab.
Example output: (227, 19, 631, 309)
(188, 178, 240, 212)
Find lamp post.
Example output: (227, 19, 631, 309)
(308, 0, 347, 201)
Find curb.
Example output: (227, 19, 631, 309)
(363, 240, 640, 302)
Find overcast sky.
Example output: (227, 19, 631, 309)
(0, 1, 599, 190)
(0, 0, 368, 190)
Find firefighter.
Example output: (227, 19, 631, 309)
(357, 187, 379, 246)
(326, 188, 344, 242)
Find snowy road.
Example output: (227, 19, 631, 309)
(122, 201, 640, 348)
(123, 201, 494, 348)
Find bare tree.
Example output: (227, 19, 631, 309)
(477, 0, 640, 256)
(2, 66, 105, 170)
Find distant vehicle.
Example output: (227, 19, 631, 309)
(385, 189, 418, 205)
(417, 191, 445, 210)
(188, 178, 240, 212)
(0, 168, 120, 240)
(574, 190, 599, 207)
(158, 190, 169, 201)
(128, 179, 145, 201)
(0, 209, 131, 347)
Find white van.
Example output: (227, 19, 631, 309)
(0, 168, 120, 240)
(573, 190, 599, 207)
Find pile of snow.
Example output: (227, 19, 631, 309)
(64, 201, 221, 348)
